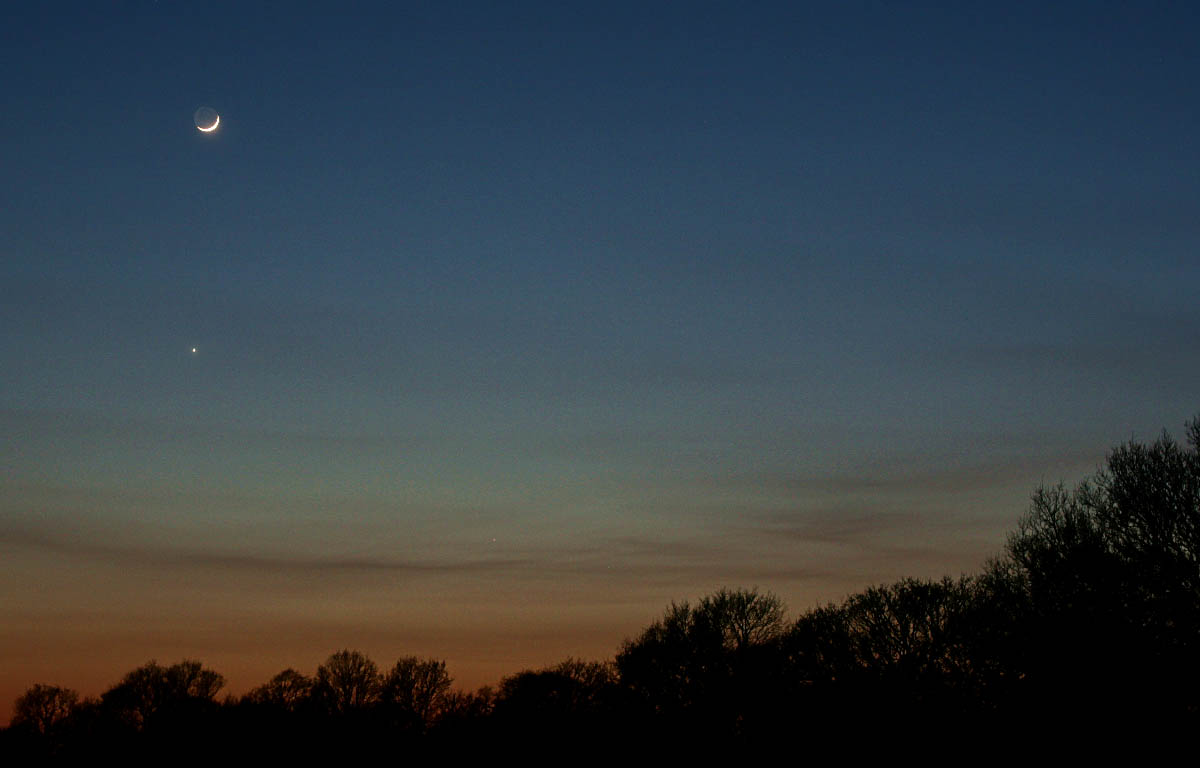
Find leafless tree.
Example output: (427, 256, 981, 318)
(314, 650, 380, 715)
(12, 684, 78, 735)
(245, 668, 313, 711)
(380, 657, 452, 726)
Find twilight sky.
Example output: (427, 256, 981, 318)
(3, 1, 1199, 713)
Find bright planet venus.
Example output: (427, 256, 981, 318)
(193, 106, 219, 132)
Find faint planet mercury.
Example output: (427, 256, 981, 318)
(193, 106, 219, 133)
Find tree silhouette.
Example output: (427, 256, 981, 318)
(11, 683, 78, 736)
(1005, 416, 1200, 715)
(781, 603, 855, 684)
(100, 659, 224, 731)
(1092, 423, 1200, 656)
(695, 587, 786, 652)
(616, 587, 786, 734)
(487, 658, 623, 749)
(245, 668, 314, 712)
(954, 557, 1032, 707)
(164, 659, 224, 700)
(495, 658, 617, 718)
(379, 657, 452, 730)
(313, 650, 380, 716)
(434, 686, 493, 725)
(842, 577, 975, 682)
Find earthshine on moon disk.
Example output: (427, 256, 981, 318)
(194, 106, 220, 132)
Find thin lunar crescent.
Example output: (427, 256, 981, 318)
(194, 106, 220, 132)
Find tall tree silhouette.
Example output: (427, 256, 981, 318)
(1004, 415, 1200, 715)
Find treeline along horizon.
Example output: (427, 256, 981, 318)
(7, 415, 1200, 756)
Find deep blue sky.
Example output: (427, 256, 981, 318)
(3, 0, 1199, 704)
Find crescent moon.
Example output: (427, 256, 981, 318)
(197, 114, 220, 133)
